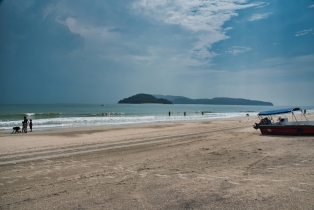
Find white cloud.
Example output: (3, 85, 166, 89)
(226, 46, 251, 55)
(132, 0, 263, 31)
(309, 4, 314, 8)
(263, 54, 314, 73)
(293, 54, 314, 63)
(132, 0, 264, 65)
(248, 12, 273, 21)
(295, 29, 313, 36)
(256, 2, 270, 8)
(42, 5, 56, 20)
(224, 27, 233, 31)
(263, 57, 285, 65)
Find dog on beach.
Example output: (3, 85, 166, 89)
(12, 126, 21, 133)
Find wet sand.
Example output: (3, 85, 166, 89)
(0, 115, 313, 209)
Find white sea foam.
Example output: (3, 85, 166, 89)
(0, 111, 254, 131)
(25, 113, 35, 116)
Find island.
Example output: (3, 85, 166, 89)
(118, 94, 173, 104)
(118, 94, 273, 106)
(153, 95, 273, 106)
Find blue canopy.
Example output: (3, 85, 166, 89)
(258, 107, 301, 116)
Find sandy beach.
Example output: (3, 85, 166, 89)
(1, 115, 314, 209)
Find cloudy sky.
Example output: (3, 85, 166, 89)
(1, 0, 313, 105)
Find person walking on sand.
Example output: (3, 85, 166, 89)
(29, 119, 33, 132)
(23, 116, 29, 133)
(22, 121, 25, 133)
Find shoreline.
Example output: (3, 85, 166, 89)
(0, 116, 256, 155)
(0, 113, 254, 132)
(1, 114, 252, 133)
(3, 111, 312, 135)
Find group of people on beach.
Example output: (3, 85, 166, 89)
(168, 111, 204, 116)
(12, 116, 32, 133)
(22, 116, 32, 133)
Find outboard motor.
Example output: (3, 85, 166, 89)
(253, 117, 271, 129)
(253, 123, 259, 130)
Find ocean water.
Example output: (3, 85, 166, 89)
(0, 104, 312, 131)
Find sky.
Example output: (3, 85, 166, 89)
(0, 0, 313, 106)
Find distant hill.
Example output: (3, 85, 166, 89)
(118, 94, 172, 104)
(153, 95, 273, 106)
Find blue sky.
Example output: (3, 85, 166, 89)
(1, 0, 313, 105)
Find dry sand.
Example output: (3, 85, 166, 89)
(0, 115, 313, 209)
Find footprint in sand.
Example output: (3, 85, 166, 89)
(243, 178, 255, 181)
(7, 179, 18, 184)
(197, 174, 213, 181)
(126, 169, 136, 174)
(271, 179, 290, 182)
(43, 169, 52, 175)
(1, 177, 11, 179)
(34, 170, 44, 175)
(57, 177, 65, 181)
(155, 174, 169, 178)
(299, 182, 313, 186)
(255, 184, 269, 187)
(289, 187, 306, 192)
(114, 166, 125, 171)
(139, 172, 148, 178)
(64, 165, 76, 169)
(177, 173, 189, 180)
(208, 175, 229, 179)
(228, 181, 240, 185)
(73, 176, 80, 180)
(81, 164, 90, 168)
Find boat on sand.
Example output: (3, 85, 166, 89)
(253, 107, 314, 135)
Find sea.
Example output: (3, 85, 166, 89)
(0, 104, 313, 132)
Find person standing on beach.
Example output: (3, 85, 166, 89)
(168, 111, 171, 116)
(29, 119, 33, 132)
(22, 121, 25, 133)
(184, 112, 186, 116)
(23, 116, 29, 133)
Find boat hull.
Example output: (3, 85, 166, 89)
(259, 125, 314, 135)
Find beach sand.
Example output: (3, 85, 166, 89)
(0, 115, 313, 209)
